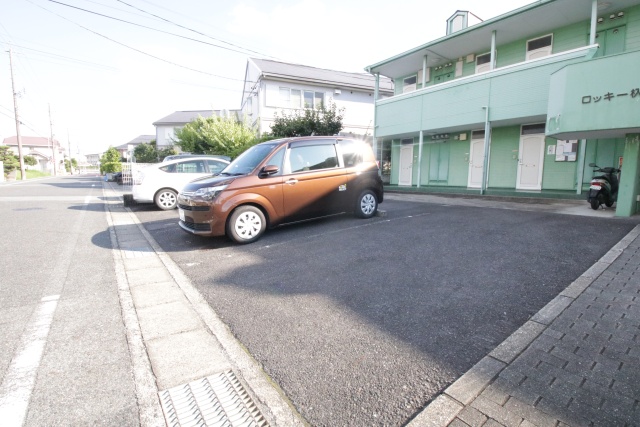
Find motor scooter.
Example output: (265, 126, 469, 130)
(587, 163, 621, 210)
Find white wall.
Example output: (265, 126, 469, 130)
(241, 62, 262, 131)
(258, 80, 377, 138)
(155, 125, 178, 149)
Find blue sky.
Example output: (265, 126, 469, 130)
(0, 0, 532, 155)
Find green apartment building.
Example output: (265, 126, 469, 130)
(366, 0, 640, 216)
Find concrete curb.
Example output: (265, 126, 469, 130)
(408, 223, 640, 426)
(103, 186, 165, 427)
(102, 182, 305, 427)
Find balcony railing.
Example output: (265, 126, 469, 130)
(375, 44, 598, 138)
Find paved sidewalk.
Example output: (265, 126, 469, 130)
(411, 224, 640, 427)
(102, 182, 303, 427)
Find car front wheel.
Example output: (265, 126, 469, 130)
(154, 188, 178, 210)
(227, 206, 266, 244)
(355, 189, 378, 219)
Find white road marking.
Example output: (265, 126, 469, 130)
(0, 295, 60, 427)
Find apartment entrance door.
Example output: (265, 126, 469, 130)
(516, 124, 545, 190)
(468, 130, 485, 188)
(398, 143, 413, 186)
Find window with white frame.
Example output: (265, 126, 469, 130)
(292, 90, 301, 108)
(475, 52, 493, 74)
(278, 87, 303, 109)
(526, 34, 553, 60)
(303, 90, 324, 109)
(279, 87, 290, 106)
(403, 75, 417, 93)
(471, 129, 485, 140)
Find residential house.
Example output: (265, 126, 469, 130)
(241, 58, 394, 142)
(2, 135, 65, 173)
(153, 110, 241, 150)
(85, 153, 101, 166)
(115, 135, 155, 161)
(366, 0, 640, 216)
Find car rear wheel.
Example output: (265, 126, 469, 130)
(227, 206, 266, 244)
(155, 188, 178, 210)
(355, 189, 378, 219)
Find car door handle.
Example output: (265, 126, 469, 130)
(286, 178, 298, 185)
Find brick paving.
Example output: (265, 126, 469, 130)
(411, 225, 640, 427)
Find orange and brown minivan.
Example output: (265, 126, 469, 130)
(177, 136, 384, 244)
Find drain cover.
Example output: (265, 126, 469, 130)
(159, 370, 268, 427)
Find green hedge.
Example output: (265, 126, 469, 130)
(100, 162, 122, 174)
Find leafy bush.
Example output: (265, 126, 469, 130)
(24, 155, 38, 166)
(270, 102, 344, 138)
(174, 115, 258, 159)
(101, 162, 122, 174)
(0, 146, 19, 178)
(133, 140, 177, 163)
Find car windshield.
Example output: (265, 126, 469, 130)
(220, 142, 280, 176)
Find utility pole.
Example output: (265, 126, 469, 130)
(67, 130, 73, 174)
(8, 49, 26, 180)
(49, 104, 57, 176)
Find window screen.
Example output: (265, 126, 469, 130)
(521, 123, 545, 135)
(527, 35, 552, 51)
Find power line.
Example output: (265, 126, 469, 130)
(4, 42, 119, 71)
(25, 0, 246, 80)
(114, 0, 278, 59)
(45, 0, 269, 67)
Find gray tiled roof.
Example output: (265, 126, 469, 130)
(250, 58, 394, 93)
(3, 136, 60, 147)
(115, 135, 155, 150)
(152, 110, 241, 126)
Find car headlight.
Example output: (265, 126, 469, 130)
(193, 184, 228, 200)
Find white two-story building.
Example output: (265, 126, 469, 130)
(241, 58, 394, 141)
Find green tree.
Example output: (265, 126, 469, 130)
(99, 146, 122, 174)
(0, 146, 19, 178)
(132, 140, 178, 163)
(23, 155, 38, 166)
(100, 146, 121, 163)
(158, 146, 177, 161)
(63, 158, 78, 173)
(269, 102, 344, 138)
(174, 115, 258, 158)
(133, 141, 159, 163)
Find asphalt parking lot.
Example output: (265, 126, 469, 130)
(131, 195, 638, 427)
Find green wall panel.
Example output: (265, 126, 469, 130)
(421, 143, 431, 185)
(627, 5, 640, 51)
(448, 140, 469, 186)
(541, 138, 578, 190)
(376, 96, 422, 137)
(421, 80, 491, 130)
(390, 140, 401, 185)
(616, 134, 640, 216)
(547, 51, 640, 139)
(488, 126, 519, 188)
(495, 39, 524, 68)
(554, 21, 591, 52)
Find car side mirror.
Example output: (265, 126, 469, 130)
(259, 165, 279, 178)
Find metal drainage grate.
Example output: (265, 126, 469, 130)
(159, 370, 268, 427)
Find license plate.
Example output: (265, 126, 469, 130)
(179, 209, 185, 222)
